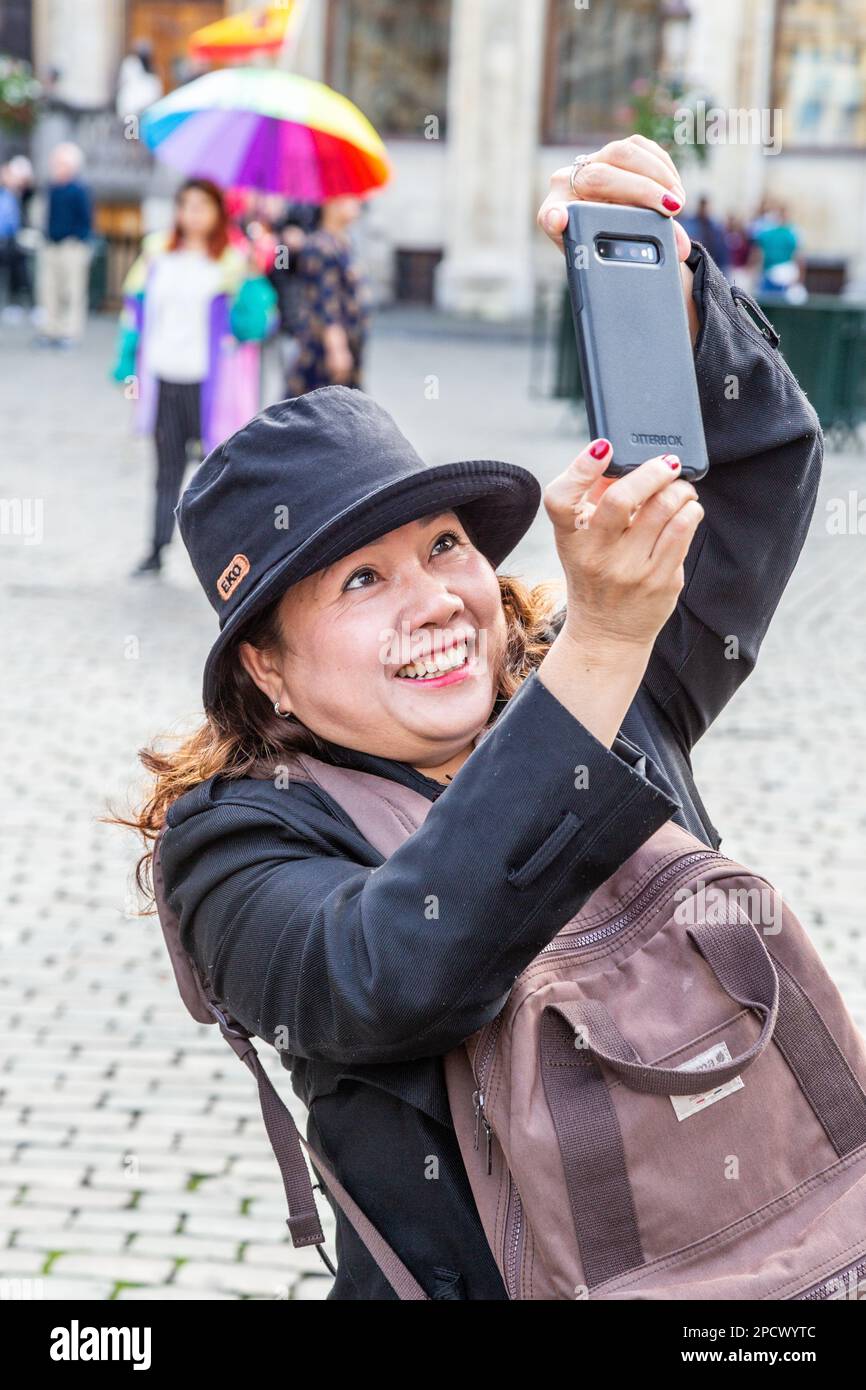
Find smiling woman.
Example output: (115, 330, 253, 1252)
(236, 509, 511, 779)
(106, 134, 824, 1301)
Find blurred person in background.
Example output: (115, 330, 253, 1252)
(0, 162, 24, 321)
(35, 142, 92, 349)
(115, 39, 163, 118)
(223, 187, 255, 252)
(284, 194, 371, 397)
(7, 154, 35, 224)
(2, 156, 37, 320)
(746, 196, 775, 243)
(111, 177, 276, 578)
(750, 201, 806, 301)
(724, 214, 753, 287)
(267, 202, 321, 383)
(1, 157, 36, 318)
(680, 196, 731, 277)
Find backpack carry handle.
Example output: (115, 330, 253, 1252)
(542, 907, 779, 1096)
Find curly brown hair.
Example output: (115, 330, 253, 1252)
(103, 573, 565, 911)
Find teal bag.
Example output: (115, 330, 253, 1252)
(230, 275, 278, 342)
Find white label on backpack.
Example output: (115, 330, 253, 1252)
(669, 1040, 744, 1121)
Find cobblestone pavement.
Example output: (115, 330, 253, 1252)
(1, 312, 864, 1300)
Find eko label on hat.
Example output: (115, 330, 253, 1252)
(217, 553, 251, 602)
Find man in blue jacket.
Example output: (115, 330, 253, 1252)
(36, 141, 92, 349)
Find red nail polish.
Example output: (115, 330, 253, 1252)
(662, 194, 682, 212)
(663, 454, 681, 469)
(589, 438, 611, 459)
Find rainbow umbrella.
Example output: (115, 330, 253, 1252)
(140, 68, 390, 201)
(189, 5, 295, 64)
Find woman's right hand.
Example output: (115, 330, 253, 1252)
(542, 438, 704, 653)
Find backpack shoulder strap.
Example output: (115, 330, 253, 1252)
(290, 751, 433, 853)
(153, 825, 213, 1024)
(152, 823, 429, 1301)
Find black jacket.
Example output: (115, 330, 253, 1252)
(159, 243, 823, 1300)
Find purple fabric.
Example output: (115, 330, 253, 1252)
(155, 107, 263, 189)
(125, 289, 158, 440)
(234, 110, 279, 191)
(155, 109, 325, 200)
(198, 293, 229, 455)
(277, 119, 321, 201)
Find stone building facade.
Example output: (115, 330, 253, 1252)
(7, 0, 865, 317)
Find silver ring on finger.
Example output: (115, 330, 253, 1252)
(569, 153, 594, 196)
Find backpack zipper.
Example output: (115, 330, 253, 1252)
(541, 850, 725, 954)
(471, 1059, 526, 1297)
(472, 1012, 504, 1175)
(502, 1173, 525, 1299)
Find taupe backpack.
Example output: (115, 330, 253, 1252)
(153, 752, 866, 1301)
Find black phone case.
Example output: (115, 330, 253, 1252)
(563, 201, 708, 481)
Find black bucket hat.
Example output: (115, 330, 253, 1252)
(175, 385, 541, 712)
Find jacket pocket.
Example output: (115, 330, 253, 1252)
(506, 812, 584, 890)
(431, 1265, 467, 1299)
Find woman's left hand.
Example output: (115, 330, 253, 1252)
(537, 134, 700, 348)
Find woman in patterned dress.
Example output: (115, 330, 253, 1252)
(284, 194, 371, 396)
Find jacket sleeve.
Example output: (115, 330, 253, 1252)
(110, 312, 139, 383)
(641, 240, 824, 752)
(160, 669, 680, 1066)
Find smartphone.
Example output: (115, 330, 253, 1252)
(563, 201, 708, 481)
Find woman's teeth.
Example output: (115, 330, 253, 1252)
(395, 641, 469, 679)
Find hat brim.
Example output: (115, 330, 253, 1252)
(201, 457, 541, 713)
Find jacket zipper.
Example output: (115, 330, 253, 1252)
(730, 284, 781, 347)
(795, 1253, 866, 1301)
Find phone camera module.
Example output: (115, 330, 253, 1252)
(595, 235, 660, 266)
